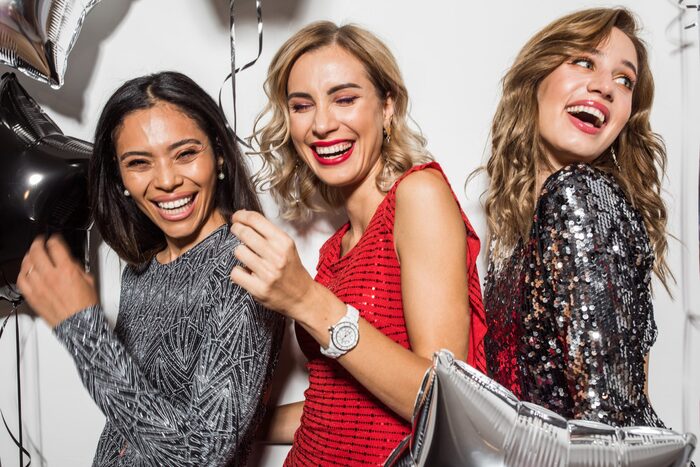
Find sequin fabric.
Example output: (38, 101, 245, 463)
(484, 163, 665, 427)
(285, 162, 488, 466)
(54, 226, 284, 466)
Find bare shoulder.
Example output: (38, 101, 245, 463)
(395, 168, 455, 211)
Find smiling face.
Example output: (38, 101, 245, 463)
(537, 27, 638, 169)
(115, 103, 225, 259)
(286, 44, 394, 192)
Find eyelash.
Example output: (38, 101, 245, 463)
(570, 57, 636, 90)
(336, 96, 358, 105)
(290, 102, 312, 113)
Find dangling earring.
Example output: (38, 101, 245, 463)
(217, 157, 225, 180)
(123, 189, 130, 197)
(610, 146, 621, 171)
(383, 124, 392, 144)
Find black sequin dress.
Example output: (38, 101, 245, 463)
(54, 226, 284, 466)
(484, 163, 665, 427)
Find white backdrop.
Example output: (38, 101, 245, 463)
(0, 1, 698, 466)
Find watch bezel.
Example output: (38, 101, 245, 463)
(331, 321, 359, 351)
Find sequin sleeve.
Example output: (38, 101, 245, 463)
(54, 255, 283, 465)
(534, 167, 660, 425)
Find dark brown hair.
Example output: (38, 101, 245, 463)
(90, 71, 261, 264)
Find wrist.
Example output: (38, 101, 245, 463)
(292, 283, 346, 347)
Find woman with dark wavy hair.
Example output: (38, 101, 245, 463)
(483, 8, 670, 427)
(18, 71, 284, 465)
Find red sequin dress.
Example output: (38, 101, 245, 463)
(285, 162, 487, 466)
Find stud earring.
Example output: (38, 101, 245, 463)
(218, 171, 225, 180)
(123, 189, 130, 197)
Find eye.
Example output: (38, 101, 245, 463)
(289, 101, 313, 113)
(571, 57, 594, 70)
(177, 148, 199, 160)
(336, 96, 358, 106)
(125, 158, 148, 169)
(614, 74, 635, 90)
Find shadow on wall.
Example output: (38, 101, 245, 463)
(207, 0, 305, 27)
(0, 0, 138, 122)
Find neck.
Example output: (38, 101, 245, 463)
(158, 210, 227, 263)
(342, 160, 386, 242)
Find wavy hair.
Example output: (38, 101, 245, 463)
(252, 21, 431, 220)
(484, 8, 670, 286)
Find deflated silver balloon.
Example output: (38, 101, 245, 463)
(0, 0, 102, 88)
(385, 350, 696, 467)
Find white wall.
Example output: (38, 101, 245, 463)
(0, 1, 698, 465)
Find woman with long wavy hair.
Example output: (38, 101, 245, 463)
(483, 8, 670, 427)
(229, 21, 487, 464)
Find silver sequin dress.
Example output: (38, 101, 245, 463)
(54, 225, 284, 466)
(484, 163, 665, 427)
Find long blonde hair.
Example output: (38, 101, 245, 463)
(252, 21, 431, 221)
(484, 8, 670, 285)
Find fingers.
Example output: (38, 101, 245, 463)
(231, 210, 286, 243)
(45, 234, 75, 267)
(233, 244, 270, 278)
(231, 221, 269, 259)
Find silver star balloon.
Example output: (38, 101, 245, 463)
(0, 0, 102, 88)
(385, 350, 697, 467)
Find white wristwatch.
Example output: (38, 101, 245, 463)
(320, 305, 360, 359)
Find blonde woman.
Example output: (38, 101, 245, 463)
(483, 8, 669, 427)
(229, 22, 487, 464)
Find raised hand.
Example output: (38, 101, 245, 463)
(17, 235, 98, 327)
(229, 210, 318, 319)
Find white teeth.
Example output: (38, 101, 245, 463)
(314, 142, 352, 156)
(157, 196, 192, 210)
(565, 105, 606, 126)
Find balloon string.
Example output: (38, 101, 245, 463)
(0, 305, 31, 466)
(218, 0, 264, 149)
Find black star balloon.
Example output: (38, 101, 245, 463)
(0, 0, 103, 88)
(385, 350, 697, 467)
(0, 72, 91, 309)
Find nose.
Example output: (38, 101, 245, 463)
(153, 159, 183, 191)
(587, 72, 614, 102)
(312, 104, 339, 138)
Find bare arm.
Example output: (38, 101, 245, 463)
(231, 169, 471, 421)
(261, 401, 304, 444)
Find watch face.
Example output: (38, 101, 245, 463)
(332, 322, 359, 351)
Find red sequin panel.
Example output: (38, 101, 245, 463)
(285, 162, 487, 466)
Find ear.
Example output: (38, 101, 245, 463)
(383, 92, 395, 128)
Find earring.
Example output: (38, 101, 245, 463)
(217, 157, 225, 180)
(610, 146, 621, 171)
(123, 189, 130, 197)
(383, 124, 392, 144)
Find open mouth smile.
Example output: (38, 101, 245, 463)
(152, 193, 197, 220)
(565, 100, 610, 135)
(311, 140, 355, 166)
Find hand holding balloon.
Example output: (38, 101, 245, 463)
(230, 210, 319, 320)
(17, 235, 98, 327)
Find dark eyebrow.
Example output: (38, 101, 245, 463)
(287, 83, 362, 101)
(621, 59, 638, 76)
(583, 47, 637, 76)
(118, 138, 203, 161)
(326, 83, 361, 95)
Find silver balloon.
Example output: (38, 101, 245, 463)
(385, 350, 697, 467)
(0, 0, 102, 88)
